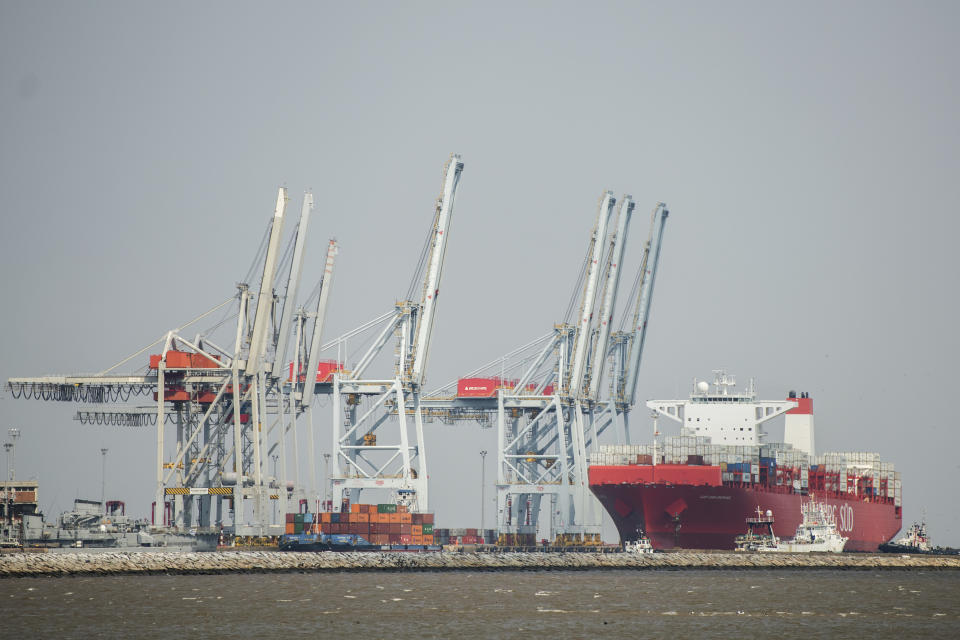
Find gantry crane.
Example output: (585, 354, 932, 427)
(419, 194, 669, 544)
(323, 154, 464, 515)
(7, 185, 340, 538)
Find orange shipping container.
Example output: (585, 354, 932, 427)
(412, 535, 423, 545)
(400, 513, 412, 524)
(389, 513, 401, 524)
(412, 525, 423, 536)
(423, 535, 434, 545)
(357, 513, 369, 523)
(350, 503, 361, 513)
(285, 523, 295, 535)
(320, 512, 331, 523)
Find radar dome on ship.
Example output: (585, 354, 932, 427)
(696, 381, 710, 393)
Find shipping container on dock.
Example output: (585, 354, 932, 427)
(280, 504, 440, 552)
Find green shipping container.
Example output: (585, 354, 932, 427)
(294, 513, 305, 523)
(377, 504, 397, 513)
(293, 523, 303, 534)
(422, 523, 434, 534)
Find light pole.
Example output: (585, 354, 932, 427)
(479, 450, 487, 531)
(100, 448, 108, 514)
(8, 429, 19, 482)
(3, 442, 12, 528)
(271, 454, 279, 524)
(322, 453, 331, 509)
(7, 429, 20, 529)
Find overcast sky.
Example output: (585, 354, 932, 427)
(2, 2, 958, 544)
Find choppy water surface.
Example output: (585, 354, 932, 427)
(2, 569, 958, 638)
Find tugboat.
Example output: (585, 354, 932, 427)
(735, 507, 779, 552)
(879, 519, 934, 554)
(624, 529, 655, 554)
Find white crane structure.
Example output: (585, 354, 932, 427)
(419, 195, 669, 545)
(6, 183, 346, 538)
(7, 155, 667, 547)
(325, 154, 464, 515)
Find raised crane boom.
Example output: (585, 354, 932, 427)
(568, 191, 615, 398)
(301, 239, 339, 408)
(271, 193, 314, 380)
(622, 202, 668, 407)
(409, 154, 464, 388)
(588, 195, 634, 402)
(246, 188, 288, 375)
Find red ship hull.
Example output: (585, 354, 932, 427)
(589, 465, 902, 551)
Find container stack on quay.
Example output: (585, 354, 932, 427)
(284, 504, 439, 546)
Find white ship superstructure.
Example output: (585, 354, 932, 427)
(646, 370, 797, 446)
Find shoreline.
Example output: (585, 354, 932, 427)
(2, 551, 960, 577)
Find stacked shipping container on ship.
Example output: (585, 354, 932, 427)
(588, 372, 903, 551)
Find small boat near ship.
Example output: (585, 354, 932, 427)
(736, 497, 847, 553)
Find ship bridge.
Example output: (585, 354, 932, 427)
(646, 370, 795, 446)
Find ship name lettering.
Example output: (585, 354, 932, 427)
(830, 504, 854, 533)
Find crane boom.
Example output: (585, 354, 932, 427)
(271, 193, 314, 380)
(409, 154, 464, 388)
(622, 203, 668, 407)
(300, 240, 339, 407)
(246, 188, 288, 375)
(568, 191, 615, 398)
(588, 195, 634, 401)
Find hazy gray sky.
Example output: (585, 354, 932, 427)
(2, 2, 958, 543)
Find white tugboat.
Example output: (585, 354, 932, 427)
(624, 529, 655, 554)
(760, 496, 848, 553)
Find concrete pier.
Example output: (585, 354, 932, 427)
(2, 550, 959, 577)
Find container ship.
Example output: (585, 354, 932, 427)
(588, 371, 902, 551)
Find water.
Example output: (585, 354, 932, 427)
(2, 569, 958, 638)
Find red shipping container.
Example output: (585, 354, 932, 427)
(285, 513, 296, 523)
(466, 528, 478, 536)
(399, 535, 413, 545)
(389, 524, 400, 535)
(400, 524, 412, 535)
(420, 513, 434, 525)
